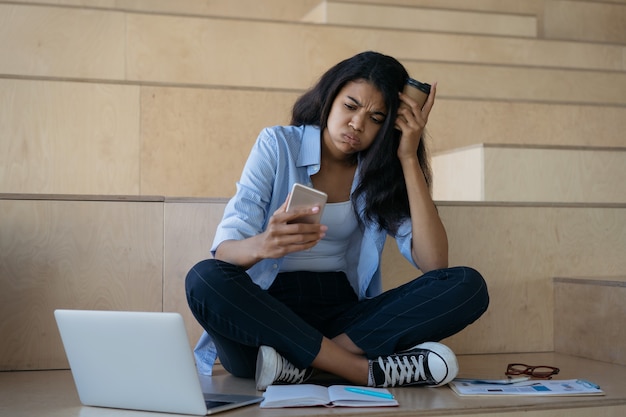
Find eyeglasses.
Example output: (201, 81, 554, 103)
(505, 363, 560, 379)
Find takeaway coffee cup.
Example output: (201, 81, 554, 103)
(402, 78, 431, 109)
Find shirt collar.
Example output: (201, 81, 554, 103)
(297, 125, 322, 170)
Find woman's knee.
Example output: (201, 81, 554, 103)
(455, 266, 490, 314)
(185, 258, 219, 296)
(458, 266, 487, 288)
(185, 258, 254, 318)
(185, 258, 240, 315)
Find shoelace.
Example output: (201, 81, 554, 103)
(276, 357, 308, 384)
(378, 353, 426, 387)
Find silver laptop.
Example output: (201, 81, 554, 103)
(54, 309, 262, 415)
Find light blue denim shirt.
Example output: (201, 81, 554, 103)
(194, 124, 417, 374)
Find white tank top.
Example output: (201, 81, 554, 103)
(280, 201, 358, 273)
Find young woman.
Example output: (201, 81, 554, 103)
(186, 51, 489, 391)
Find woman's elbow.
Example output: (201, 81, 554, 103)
(415, 253, 449, 273)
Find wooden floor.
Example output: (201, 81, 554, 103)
(2, 352, 625, 417)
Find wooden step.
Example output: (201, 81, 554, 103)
(544, 0, 626, 44)
(431, 145, 626, 203)
(0, 195, 166, 371)
(3, 77, 625, 198)
(303, 0, 538, 38)
(19, 0, 626, 46)
(333, 0, 544, 16)
(2, 4, 624, 199)
(1, 3, 624, 86)
(6, 0, 322, 21)
(1, 352, 625, 416)
(554, 276, 626, 365)
(402, 62, 626, 106)
(329, 0, 626, 44)
(2, 196, 625, 370)
(427, 100, 626, 153)
(384, 201, 626, 356)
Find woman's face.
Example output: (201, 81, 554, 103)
(323, 80, 387, 160)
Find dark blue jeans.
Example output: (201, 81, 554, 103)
(185, 259, 489, 378)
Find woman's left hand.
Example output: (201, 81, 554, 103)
(395, 82, 436, 161)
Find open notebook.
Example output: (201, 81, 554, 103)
(55, 309, 262, 415)
(261, 384, 398, 408)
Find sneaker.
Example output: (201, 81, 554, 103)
(255, 345, 312, 391)
(369, 342, 458, 387)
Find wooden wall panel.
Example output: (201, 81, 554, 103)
(311, 2, 538, 37)
(432, 145, 626, 203)
(2, 198, 625, 369)
(0, 79, 140, 195)
(140, 87, 297, 197)
(161, 200, 626, 357)
(555, 277, 626, 365)
(3, 77, 625, 199)
(5, 0, 321, 21)
(163, 199, 228, 348)
(122, 0, 319, 20)
(484, 147, 626, 203)
(125, 13, 624, 89)
(427, 101, 626, 153)
(0, 3, 125, 79)
(338, 0, 544, 15)
(2, 2, 624, 86)
(382, 204, 626, 354)
(125, 13, 345, 88)
(403, 61, 626, 106)
(544, 0, 626, 44)
(431, 146, 484, 201)
(0, 198, 164, 370)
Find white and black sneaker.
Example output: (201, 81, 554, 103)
(369, 342, 458, 387)
(255, 345, 313, 391)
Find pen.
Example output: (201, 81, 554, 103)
(576, 379, 601, 389)
(344, 387, 395, 399)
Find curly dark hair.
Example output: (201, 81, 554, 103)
(290, 51, 432, 234)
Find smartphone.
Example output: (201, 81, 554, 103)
(402, 78, 431, 110)
(286, 183, 328, 224)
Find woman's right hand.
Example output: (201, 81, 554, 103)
(257, 198, 327, 259)
(214, 198, 327, 269)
